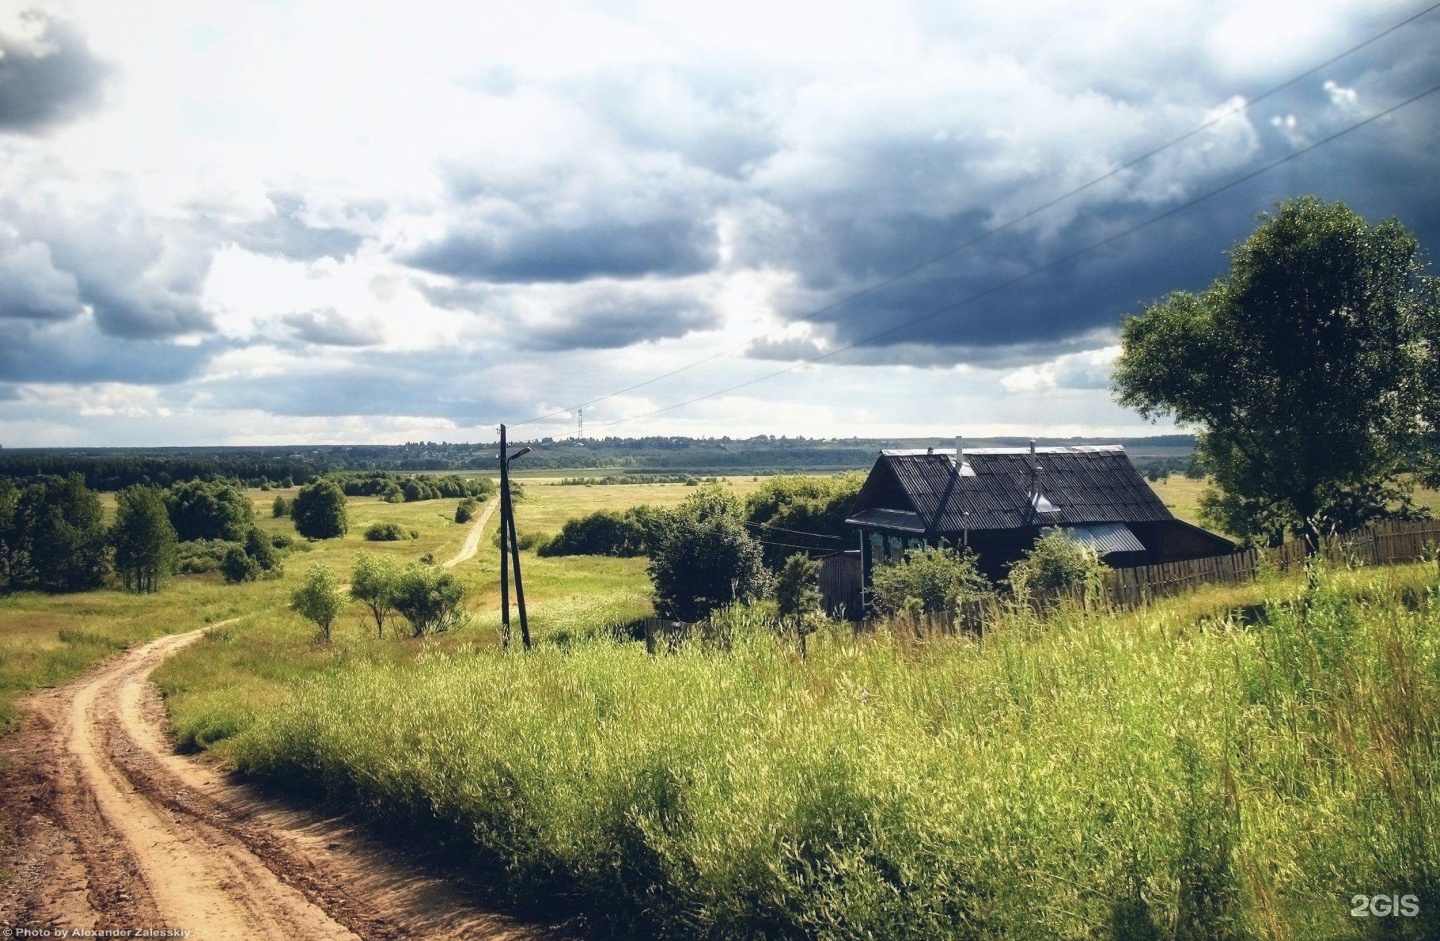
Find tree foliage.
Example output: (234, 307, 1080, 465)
(291, 563, 346, 641)
(390, 562, 467, 637)
(292, 479, 349, 539)
(1114, 197, 1440, 544)
(538, 505, 666, 557)
(0, 474, 109, 593)
(869, 545, 988, 617)
(110, 485, 177, 593)
(272, 495, 290, 518)
(648, 511, 771, 623)
(164, 480, 255, 543)
(350, 553, 402, 637)
(774, 553, 822, 625)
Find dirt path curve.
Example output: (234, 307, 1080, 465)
(0, 501, 554, 940)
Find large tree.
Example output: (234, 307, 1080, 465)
(164, 480, 254, 543)
(291, 479, 349, 540)
(1114, 197, 1439, 545)
(110, 485, 178, 593)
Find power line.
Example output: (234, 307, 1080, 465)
(592, 81, 1440, 430)
(508, 1, 1440, 429)
(743, 520, 844, 541)
(757, 538, 843, 554)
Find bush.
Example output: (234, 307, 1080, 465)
(390, 563, 466, 637)
(364, 521, 407, 542)
(220, 544, 260, 584)
(175, 539, 240, 574)
(292, 479, 348, 539)
(1007, 531, 1108, 602)
(648, 513, 771, 623)
(272, 495, 290, 518)
(290, 563, 345, 641)
(455, 498, 477, 524)
(870, 545, 989, 617)
(538, 506, 662, 557)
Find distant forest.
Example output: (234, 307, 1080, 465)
(0, 435, 1197, 490)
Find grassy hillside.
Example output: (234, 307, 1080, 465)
(157, 561, 1440, 940)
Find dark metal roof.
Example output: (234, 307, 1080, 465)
(851, 445, 1175, 533)
(1047, 522, 1147, 555)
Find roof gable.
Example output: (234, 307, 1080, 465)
(849, 445, 1175, 532)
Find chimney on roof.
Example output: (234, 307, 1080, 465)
(1029, 438, 1036, 461)
(955, 435, 963, 459)
(927, 445, 934, 454)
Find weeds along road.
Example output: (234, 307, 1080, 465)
(0, 498, 549, 940)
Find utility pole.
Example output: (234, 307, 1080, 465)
(498, 424, 510, 649)
(577, 408, 584, 441)
(497, 423, 532, 651)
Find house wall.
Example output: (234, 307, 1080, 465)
(1130, 520, 1233, 563)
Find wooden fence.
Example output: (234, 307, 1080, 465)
(1102, 518, 1440, 607)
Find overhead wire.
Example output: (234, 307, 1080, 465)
(507, 1, 1440, 429)
(590, 80, 1440, 429)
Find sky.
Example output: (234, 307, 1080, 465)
(0, 0, 1437, 446)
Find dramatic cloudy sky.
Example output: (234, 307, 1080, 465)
(1, 0, 1437, 445)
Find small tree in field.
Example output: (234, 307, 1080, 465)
(870, 545, 988, 618)
(292, 563, 345, 641)
(110, 485, 177, 593)
(774, 553, 822, 655)
(351, 553, 400, 637)
(1007, 531, 1107, 603)
(272, 495, 290, 518)
(292, 479, 349, 539)
(391, 562, 466, 637)
(648, 513, 771, 623)
(220, 543, 260, 583)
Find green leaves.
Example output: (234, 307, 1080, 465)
(1114, 197, 1440, 543)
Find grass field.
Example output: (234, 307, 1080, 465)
(0, 477, 764, 731)
(165, 561, 1440, 940)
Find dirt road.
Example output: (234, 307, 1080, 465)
(0, 498, 549, 940)
(445, 500, 497, 569)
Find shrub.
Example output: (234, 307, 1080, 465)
(455, 498, 477, 524)
(869, 545, 989, 617)
(292, 479, 348, 539)
(538, 506, 661, 557)
(290, 563, 345, 641)
(220, 544, 260, 584)
(272, 495, 290, 518)
(175, 539, 240, 574)
(390, 563, 466, 637)
(364, 521, 407, 542)
(110, 485, 177, 593)
(1007, 530, 1108, 602)
(649, 513, 771, 623)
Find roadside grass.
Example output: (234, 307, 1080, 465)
(161, 558, 1440, 940)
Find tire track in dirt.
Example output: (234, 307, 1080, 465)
(1, 497, 556, 940)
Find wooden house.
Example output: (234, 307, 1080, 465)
(845, 442, 1233, 584)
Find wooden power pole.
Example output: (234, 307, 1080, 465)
(497, 423, 531, 650)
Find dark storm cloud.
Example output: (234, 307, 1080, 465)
(407, 215, 719, 283)
(0, 320, 220, 384)
(198, 349, 506, 422)
(518, 295, 718, 351)
(236, 192, 365, 262)
(282, 307, 382, 346)
(0, 231, 82, 320)
(739, 40, 1440, 367)
(424, 279, 720, 352)
(2, 198, 218, 339)
(0, 16, 109, 132)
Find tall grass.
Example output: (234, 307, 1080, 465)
(213, 561, 1440, 939)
